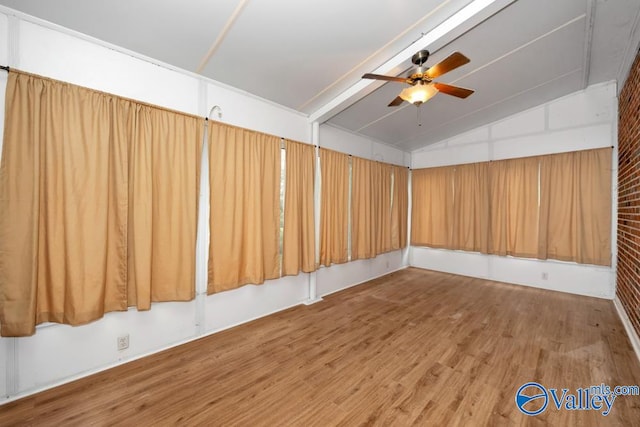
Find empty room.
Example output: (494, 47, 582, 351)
(1, 0, 640, 425)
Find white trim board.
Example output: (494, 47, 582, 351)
(614, 296, 640, 364)
(410, 246, 615, 299)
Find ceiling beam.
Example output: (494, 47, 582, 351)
(581, 0, 596, 89)
(296, 0, 456, 111)
(307, 0, 517, 124)
(196, 0, 250, 73)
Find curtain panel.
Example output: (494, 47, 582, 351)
(374, 162, 393, 255)
(0, 71, 202, 337)
(319, 148, 349, 266)
(488, 156, 542, 258)
(452, 162, 490, 253)
(351, 157, 375, 260)
(207, 122, 280, 293)
(352, 157, 398, 259)
(128, 106, 202, 309)
(411, 166, 454, 247)
(391, 166, 409, 250)
(538, 148, 611, 266)
(282, 140, 316, 275)
(411, 148, 611, 266)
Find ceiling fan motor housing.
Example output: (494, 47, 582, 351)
(411, 50, 430, 66)
(409, 66, 430, 84)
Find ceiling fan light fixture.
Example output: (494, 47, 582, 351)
(399, 82, 438, 105)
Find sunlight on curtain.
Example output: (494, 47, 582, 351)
(282, 140, 316, 275)
(319, 148, 349, 266)
(208, 122, 280, 293)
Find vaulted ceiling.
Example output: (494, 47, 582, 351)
(1, 0, 639, 151)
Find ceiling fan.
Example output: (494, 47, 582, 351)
(362, 50, 474, 107)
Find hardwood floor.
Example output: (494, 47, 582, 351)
(1, 267, 640, 426)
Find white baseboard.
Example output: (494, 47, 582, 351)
(318, 265, 409, 298)
(410, 247, 615, 299)
(303, 297, 324, 305)
(614, 296, 640, 364)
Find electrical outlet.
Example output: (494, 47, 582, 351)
(541, 272, 549, 280)
(117, 334, 129, 351)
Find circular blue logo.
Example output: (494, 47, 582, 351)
(515, 382, 549, 416)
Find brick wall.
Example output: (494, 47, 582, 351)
(618, 49, 640, 338)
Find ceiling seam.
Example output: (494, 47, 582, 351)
(581, 0, 596, 89)
(397, 67, 582, 148)
(354, 14, 587, 134)
(196, 0, 250, 73)
(295, 0, 455, 111)
(355, 104, 411, 133)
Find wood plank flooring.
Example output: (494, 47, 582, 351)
(1, 267, 640, 426)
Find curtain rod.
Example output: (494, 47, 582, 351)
(0, 63, 407, 161)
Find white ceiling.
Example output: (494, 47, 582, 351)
(0, 0, 639, 151)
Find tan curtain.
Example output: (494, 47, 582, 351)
(0, 72, 202, 336)
(411, 166, 454, 247)
(282, 140, 316, 275)
(0, 72, 128, 336)
(319, 148, 349, 266)
(489, 157, 540, 258)
(374, 162, 393, 255)
(539, 148, 611, 266)
(452, 162, 489, 253)
(128, 107, 202, 309)
(391, 166, 409, 249)
(208, 122, 280, 293)
(351, 157, 374, 260)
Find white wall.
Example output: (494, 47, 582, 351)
(411, 81, 618, 299)
(0, 9, 411, 401)
(320, 124, 411, 167)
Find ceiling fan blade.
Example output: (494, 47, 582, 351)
(425, 52, 470, 79)
(362, 73, 407, 83)
(388, 96, 404, 107)
(433, 82, 474, 98)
